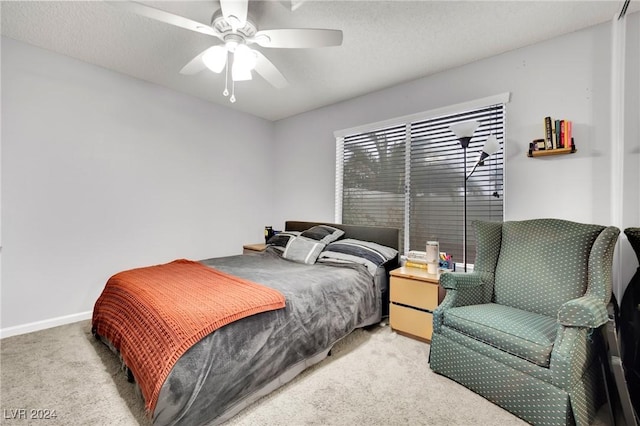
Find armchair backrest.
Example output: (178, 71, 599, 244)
(475, 219, 613, 317)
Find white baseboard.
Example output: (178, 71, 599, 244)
(0, 311, 93, 339)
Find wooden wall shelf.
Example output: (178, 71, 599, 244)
(527, 147, 576, 158)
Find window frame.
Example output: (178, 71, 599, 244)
(335, 93, 510, 262)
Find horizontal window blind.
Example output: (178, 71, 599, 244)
(340, 124, 407, 246)
(409, 105, 504, 264)
(337, 99, 505, 267)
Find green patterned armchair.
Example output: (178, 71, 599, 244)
(429, 219, 620, 426)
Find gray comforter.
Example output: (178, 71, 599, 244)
(152, 248, 382, 425)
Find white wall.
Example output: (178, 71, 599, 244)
(273, 15, 640, 294)
(1, 37, 275, 335)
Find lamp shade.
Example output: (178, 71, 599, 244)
(450, 121, 480, 139)
(234, 44, 257, 71)
(476, 134, 501, 166)
(202, 46, 227, 73)
(232, 62, 253, 81)
(482, 134, 501, 156)
(231, 45, 256, 81)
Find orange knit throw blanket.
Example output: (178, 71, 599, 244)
(92, 259, 286, 414)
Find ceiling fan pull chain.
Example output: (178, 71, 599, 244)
(223, 52, 230, 97)
(230, 80, 236, 103)
(229, 49, 236, 103)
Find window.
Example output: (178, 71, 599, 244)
(335, 94, 508, 266)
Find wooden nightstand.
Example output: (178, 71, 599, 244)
(389, 266, 445, 342)
(243, 243, 267, 254)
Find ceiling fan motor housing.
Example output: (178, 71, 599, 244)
(211, 9, 257, 39)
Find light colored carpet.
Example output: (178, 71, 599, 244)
(225, 323, 528, 426)
(0, 320, 609, 425)
(1, 320, 149, 426)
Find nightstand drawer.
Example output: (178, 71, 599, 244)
(390, 276, 439, 311)
(389, 304, 433, 341)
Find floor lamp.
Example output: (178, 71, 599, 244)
(450, 121, 501, 272)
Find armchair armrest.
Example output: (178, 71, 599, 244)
(439, 271, 485, 290)
(439, 271, 494, 305)
(551, 296, 609, 389)
(557, 295, 609, 328)
(433, 272, 492, 333)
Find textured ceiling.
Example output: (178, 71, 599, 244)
(2, 1, 637, 121)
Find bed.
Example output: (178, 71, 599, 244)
(92, 221, 400, 425)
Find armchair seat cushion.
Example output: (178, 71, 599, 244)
(443, 303, 558, 367)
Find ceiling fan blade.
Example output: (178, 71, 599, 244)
(254, 51, 288, 89)
(180, 50, 209, 75)
(110, 1, 221, 39)
(180, 46, 225, 75)
(279, 0, 308, 11)
(252, 29, 343, 48)
(220, 0, 248, 28)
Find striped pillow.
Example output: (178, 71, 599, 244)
(282, 236, 326, 264)
(318, 239, 398, 275)
(300, 225, 345, 244)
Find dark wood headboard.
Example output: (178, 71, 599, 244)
(284, 221, 400, 252)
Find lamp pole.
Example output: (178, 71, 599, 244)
(459, 137, 471, 272)
(449, 121, 500, 273)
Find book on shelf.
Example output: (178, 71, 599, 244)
(544, 116, 553, 149)
(541, 116, 574, 151)
(555, 119, 562, 148)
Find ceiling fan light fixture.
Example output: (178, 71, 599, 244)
(233, 44, 257, 71)
(202, 45, 227, 73)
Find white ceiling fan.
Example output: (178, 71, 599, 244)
(112, 0, 343, 103)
